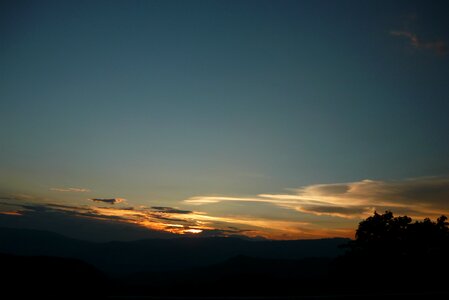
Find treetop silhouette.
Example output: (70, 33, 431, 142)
(347, 211, 449, 258)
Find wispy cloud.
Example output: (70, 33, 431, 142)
(0, 210, 22, 216)
(151, 206, 193, 214)
(89, 198, 126, 205)
(3, 176, 449, 240)
(50, 187, 90, 192)
(186, 196, 265, 205)
(390, 30, 420, 47)
(0, 199, 212, 236)
(185, 176, 449, 220)
(0, 195, 346, 239)
(390, 30, 448, 55)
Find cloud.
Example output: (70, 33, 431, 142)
(185, 176, 449, 220)
(50, 187, 90, 193)
(89, 198, 126, 205)
(0, 202, 176, 241)
(6, 177, 449, 240)
(0, 196, 338, 240)
(0, 211, 22, 216)
(151, 206, 193, 214)
(390, 30, 448, 55)
(0, 197, 214, 237)
(185, 196, 267, 205)
(0, 194, 36, 201)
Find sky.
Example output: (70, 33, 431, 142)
(1, 0, 449, 240)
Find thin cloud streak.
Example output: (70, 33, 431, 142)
(185, 196, 263, 205)
(50, 187, 90, 192)
(151, 206, 193, 214)
(185, 177, 449, 220)
(90, 198, 126, 205)
(0, 210, 23, 216)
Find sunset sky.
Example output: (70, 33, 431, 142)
(1, 0, 449, 240)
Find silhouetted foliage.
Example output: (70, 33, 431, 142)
(346, 211, 449, 257)
(333, 211, 449, 294)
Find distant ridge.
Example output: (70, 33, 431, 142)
(0, 226, 350, 275)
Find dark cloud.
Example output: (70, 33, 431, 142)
(0, 199, 215, 239)
(300, 205, 367, 215)
(90, 198, 125, 205)
(0, 202, 175, 242)
(227, 226, 241, 231)
(1, 202, 126, 222)
(19, 204, 49, 212)
(196, 228, 252, 238)
(92, 205, 136, 210)
(148, 214, 186, 223)
(151, 206, 192, 214)
(46, 203, 89, 210)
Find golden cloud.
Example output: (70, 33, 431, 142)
(184, 177, 449, 220)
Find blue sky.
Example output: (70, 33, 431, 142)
(1, 0, 449, 239)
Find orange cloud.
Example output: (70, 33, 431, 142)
(1, 197, 349, 239)
(0, 211, 22, 216)
(8, 176, 448, 240)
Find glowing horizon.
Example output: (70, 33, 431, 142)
(1, 176, 449, 240)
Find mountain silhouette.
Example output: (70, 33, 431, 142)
(0, 226, 348, 275)
(122, 255, 333, 296)
(1, 220, 449, 299)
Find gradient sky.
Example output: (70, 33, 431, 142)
(1, 0, 449, 240)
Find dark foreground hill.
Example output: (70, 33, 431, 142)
(120, 255, 334, 296)
(1, 224, 449, 299)
(3, 252, 448, 299)
(0, 253, 108, 297)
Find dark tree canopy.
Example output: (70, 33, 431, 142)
(347, 211, 449, 257)
(334, 211, 449, 293)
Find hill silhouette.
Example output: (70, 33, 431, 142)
(2, 212, 449, 298)
(0, 227, 348, 275)
(121, 255, 333, 296)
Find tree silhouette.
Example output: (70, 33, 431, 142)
(346, 211, 449, 258)
(334, 211, 449, 293)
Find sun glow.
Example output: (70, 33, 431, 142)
(0, 197, 356, 239)
(183, 229, 203, 234)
